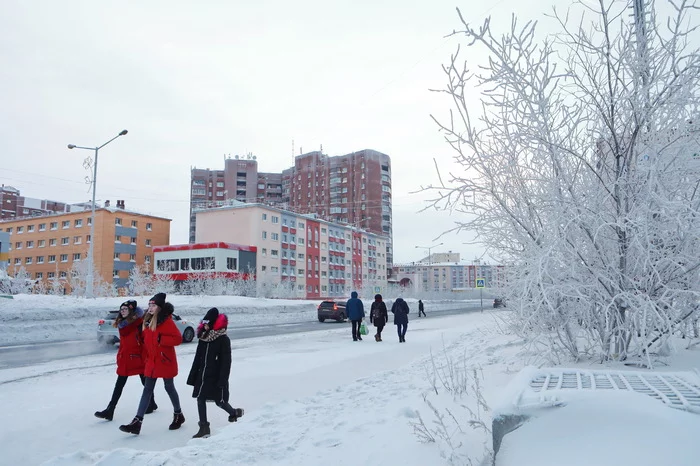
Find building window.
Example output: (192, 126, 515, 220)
(25, 257, 32, 264)
(87, 218, 92, 226)
(180, 258, 189, 270)
(115, 218, 122, 225)
(26, 241, 34, 248)
(146, 223, 152, 231)
(14, 258, 20, 265)
(73, 253, 81, 261)
(261, 265, 267, 272)
(28, 225, 35, 232)
(226, 258, 237, 270)
(17, 226, 24, 234)
(157, 259, 179, 271)
(38, 240, 45, 248)
(262, 213, 267, 221)
(272, 216, 279, 224)
(270, 266, 279, 273)
(262, 231, 267, 239)
(62, 221, 70, 229)
(191, 257, 215, 270)
(114, 253, 120, 260)
(50, 222, 57, 230)
(74, 236, 82, 245)
(61, 237, 69, 245)
(261, 248, 267, 256)
(37, 256, 44, 264)
(130, 237, 136, 244)
(271, 233, 279, 241)
(129, 254, 136, 261)
(60, 254, 68, 262)
(48, 239, 56, 247)
(15, 242, 21, 249)
(271, 250, 279, 257)
(48, 272, 55, 279)
(115, 235, 121, 243)
(86, 235, 91, 243)
(145, 239, 151, 247)
(131, 220, 138, 227)
(48, 255, 56, 263)
(145, 255, 151, 264)
(35, 272, 43, 279)
(59, 271, 67, 278)
(5, 227, 12, 234)
(113, 270, 119, 278)
(75, 219, 83, 228)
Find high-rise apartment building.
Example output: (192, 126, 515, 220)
(0, 185, 90, 220)
(189, 149, 393, 268)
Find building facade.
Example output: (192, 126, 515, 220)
(0, 185, 92, 220)
(153, 242, 257, 282)
(0, 206, 170, 289)
(391, 257, 506, 293)
(188, 149, 393, 270)
(194, 202, 389, 299)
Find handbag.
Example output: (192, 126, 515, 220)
(360, 322, 368, 335)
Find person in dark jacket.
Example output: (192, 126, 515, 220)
(391, 297, 410, 342)
(418, 299, 426, 317)
(94, 300, 157, 421)
(187, 307, 244, 439)
(369, 294, 388, 342)
(346, 291, 365, 341)
(119, 293, 185, 435)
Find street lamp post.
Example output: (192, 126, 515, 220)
(415, 242, 443, 292)
(67, 129, 128, 298)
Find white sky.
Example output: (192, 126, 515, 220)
(0, 0, 557, 263)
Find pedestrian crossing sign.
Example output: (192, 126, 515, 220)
(476, 278, 485, 288)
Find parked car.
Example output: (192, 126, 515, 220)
(493, 298, 507, 308)
(96, 310, 196, 344)
(317, 300, 347, 322)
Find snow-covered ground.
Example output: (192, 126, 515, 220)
(1, 296, 699, 465)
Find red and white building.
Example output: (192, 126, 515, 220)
(193, 201, 389, 299)
(152, 242, 256, 283)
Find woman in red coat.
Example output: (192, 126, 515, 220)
(94, 300, 157, 421)
(119, 293, 184, 435)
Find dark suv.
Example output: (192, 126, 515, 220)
(317, 300, 347, 322)
(493, 298, 507, 308)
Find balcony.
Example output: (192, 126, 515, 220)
(290, 260, 296, 266)
(290, 244, 297, 250)
(281, 259, 289, 265)
(281, 242, 289, 249)
(281, 226, 289, 233)
(290, 228, 296, 235)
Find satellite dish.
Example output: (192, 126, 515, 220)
(253, 155, 257, 160)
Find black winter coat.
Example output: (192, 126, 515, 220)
(187, 333, 232, 402)
(370, 301, 388, 327)
(391, 298, 410, 325)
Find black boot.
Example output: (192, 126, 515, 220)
(145, 399, 158, 414)
(192, 422, 211, 438)
(119, 417, 142, 435)
(228, 408, 245, 422)
(169, 412, 185, 430)
(94, 404, 115, 421)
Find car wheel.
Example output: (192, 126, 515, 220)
(318, 317, 325, 323)
(183, 327, 195, 343)
(337, 313, 346, 322)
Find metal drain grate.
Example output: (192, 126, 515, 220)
(529, 370, 700, 412)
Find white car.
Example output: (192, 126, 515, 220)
(96, 310, 196, 344)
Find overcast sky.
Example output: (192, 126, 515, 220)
(1, 0, 555, 264)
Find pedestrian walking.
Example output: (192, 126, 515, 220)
(418, 299, 426, 317)
(346, 291, 365, 341)
(187, 307, 244, 439)
(391, 297, 410, 342)
(119, 293, 185, 435)
(94, 300, 157, 421)
(369, 294, 388, 342)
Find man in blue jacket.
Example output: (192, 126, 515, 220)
(346, 291, 365, 341)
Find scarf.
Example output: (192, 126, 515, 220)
(199, 328, 227, 343)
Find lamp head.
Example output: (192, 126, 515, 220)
(119, 130, 128, 136)
(67, 144, 76, 149)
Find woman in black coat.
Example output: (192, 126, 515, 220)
(369, 294, 388, 342)
(187, 307, 244, 438)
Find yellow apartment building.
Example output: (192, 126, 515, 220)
(0, 206, 170, 290)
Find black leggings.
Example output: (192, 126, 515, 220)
(109, 374, 148, 407)
(197, 396, 238, 423)
(375, 324, 385, 338)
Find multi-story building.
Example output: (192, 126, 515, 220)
(192, 201, 389, 299)
(189, 149, 393, 270)
(391, 256, 506, 293)
(0, 230, 9, 272)
(0, 203, 170, 289)
(0, 185, 91, 220)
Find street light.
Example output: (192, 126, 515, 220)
(67, 129, 128, 297)
(415, 242, 443, 266)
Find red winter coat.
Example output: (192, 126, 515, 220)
(143, 316, 182, 379)
(116, 317, 145, 376)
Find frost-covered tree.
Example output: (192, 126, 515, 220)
(429, 0, 700, 361)
(128, 264, 154, 296)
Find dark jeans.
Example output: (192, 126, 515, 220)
(109, 374, 147, 407)
(419, 309, 426, 317)
(375, 324, 385, 338)
(351, 320, 363, 340)
(136, 377, 181, 419)
(397, 323, 408, 340)
(197, 395, 238, 423)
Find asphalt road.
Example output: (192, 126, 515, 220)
(0, 304, 485, 370)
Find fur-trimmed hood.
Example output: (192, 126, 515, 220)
(197, 313, 228, 339)
(114, 305, 144, 328)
